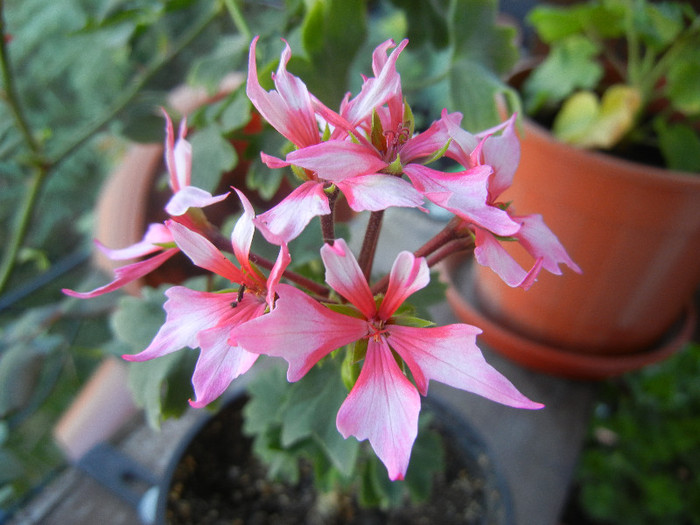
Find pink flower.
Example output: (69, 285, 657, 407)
(234, 239, 542, 480)
(444, 113, 581, 288)
(62, 224, 179, 299)
(63, 111, 230, 298)
(247, 38, 425, 244)
(161, 110, 229, 216)
(123, 190, 290, 408)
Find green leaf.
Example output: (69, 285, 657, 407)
(666, 53, 700, 115)
(189, 124, 238, 193)
(654, 119, 700, 173)
(523, 35, 603, 115)
(448, 60, 521, 133)
(242, 364, 288, 435)
(388, 0, 448, 49)
(404, 415, 444, 502)
(527, 3, 625, 43)
(292, 0, 368, 106)
(280, 359, 359, 475)
(553, 85, 641, 149)
(126, 350, 195, 427)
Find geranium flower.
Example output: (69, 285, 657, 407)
(161, 110, 229, 216)
(443, 113, 581, 288)
(122, 190, 290, 407)
(63, 111, 229, 298)
(233, 238, 542, 480)
(247, 37, 426, 245)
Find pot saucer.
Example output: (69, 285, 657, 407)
(440, 257, 697, 380)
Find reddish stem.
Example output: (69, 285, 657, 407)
(357, 210, 384, 282)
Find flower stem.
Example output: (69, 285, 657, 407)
(426, 237, 475, 268)
(358, 210, 384, 282)
(321, 187, 339, 245)
(250, 253, 329, 298)
(222, 0, 252, 41)
(413, 216, 463, 258)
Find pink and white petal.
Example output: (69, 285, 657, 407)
(162, 110, 180, 192)
(247, 37, 319, 148)
(474, 228, 542, 290)
(336, 174, 424, 212)
(254, 181, 330, 245)
(336, 339, 420, 481)
(389, 324, 544, 409)
(190, 331, 259, 408)
(165, 186, 229, 216)
(398, 118, 451, 164)
(232, 284, 367, 381)
(404, 164, 520, 236)
(167, 221, 245, 283)
(231, 188, 256, 267)
(342, 39, 408, 127)
(173, 119, 192, 189)
(481, 114, 520, 198)
(265, 243, 291, 308)
(379, 252, 429, 319)
(122, 287, 240, 362)
(515, 214, 582, 275)
(286, 140, 387, 183)
(260, 151, 290, 169)
(62, 248, 177, 299)
(96, 223, 173, 261)
(321, 239, 376, 320)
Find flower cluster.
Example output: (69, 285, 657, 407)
(65, 37, 580, 480)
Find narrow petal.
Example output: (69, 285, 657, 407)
(336, 174, 424, 212)
(398, 118, 452, 164)
(341, 39, 408, 127)
(404, 164, 520, 236)
(481, 114, 520, 198)
(389, 324, 544, 409)
(190, 329, 259, 408)
(62, 248, 177, 299)
(336, 338, 420, 481)
(233, 284, 368, 381)
(230, 188, 256, 268)
(165, 186, 229, 216)
(167, 220, 245, 283)
(173, 118, 192, 189)
(189, 297, 266, 408)
(286, 140, 387, 183)
(246, 36, 320, 148)
(515, 214, 582, 275)
(122, 287, 243, 362)
(254, 181, 330, 245)
(162, 109, 180, 192)
(266, 243, 291, 308)
(379, 251, 429, 319)
(321, 239, 376, 320)
(474, 228, 542, 290)
(95, 223, 173, 261)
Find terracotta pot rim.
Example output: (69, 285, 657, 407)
(521, 118, 700, 187)
(440, 256, 697, 381)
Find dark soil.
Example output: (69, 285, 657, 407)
(163, 396, 509, 525)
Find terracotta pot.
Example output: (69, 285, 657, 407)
(449, 119, 699, 377)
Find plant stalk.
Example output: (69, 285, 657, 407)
(357, 210, 384, 282)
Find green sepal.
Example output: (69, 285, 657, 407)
(291, 163, 310, 181)
(370, 109, 386, 152)
(326, 303, 366, 319)
(403, 99, 416, 138)
(341, 340, 366, 391)
(421, 138, 452, 165)
(391, 315, 435, 328)
(385, 154, 403, 175)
